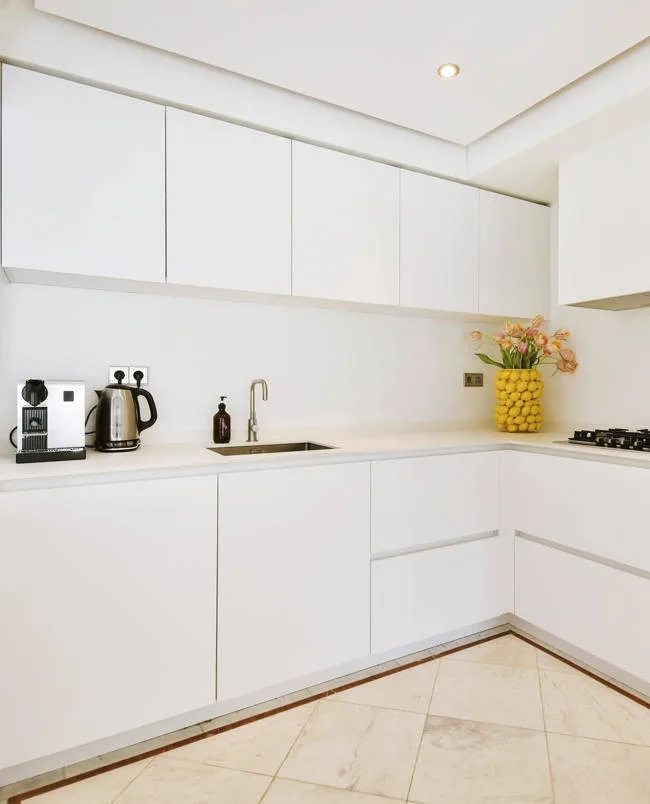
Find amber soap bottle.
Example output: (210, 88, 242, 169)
(213, 396, 231, 444)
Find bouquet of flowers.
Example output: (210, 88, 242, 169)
(469, 315, 578, 374)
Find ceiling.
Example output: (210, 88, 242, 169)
(35, 0, 650, 144)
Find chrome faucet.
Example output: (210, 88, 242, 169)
(248, 379, 269, 442)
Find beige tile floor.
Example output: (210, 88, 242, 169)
(25, 635, 650, 803)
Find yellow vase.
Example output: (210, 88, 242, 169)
(493, 369, 544, 433)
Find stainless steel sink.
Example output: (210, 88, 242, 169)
(208, 441, 335, 456)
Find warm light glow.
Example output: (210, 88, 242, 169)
(437, 63, 460, 79)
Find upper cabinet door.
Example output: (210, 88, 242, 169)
(478, 192, 549, 320)
(1, 66, 165, 282)
(292, 142, 399, 305)
(558, 123, 650, 308)
(399, 171, 478, 313)
(166, 108, 291, 295)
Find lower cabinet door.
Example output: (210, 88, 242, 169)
(217, 463, 371, 701)
(371, 536, 511, 655)
(0, 477, 218, 770)
(515, 537, 650, 683)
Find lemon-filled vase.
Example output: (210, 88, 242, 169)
(494, 369, 544, 433)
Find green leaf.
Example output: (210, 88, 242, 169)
(475, 353, 505, 369)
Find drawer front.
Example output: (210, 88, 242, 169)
(371, 535, 511, 654)
(504, 452, 650, 573)
(515, 537, 650, 683)
(371, 452, 500, 555)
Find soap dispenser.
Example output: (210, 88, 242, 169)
(213, 396, 231, 444)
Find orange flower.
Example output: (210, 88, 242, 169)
(551, 339, 562, 351)
(530, 314, 544, 329)
(534, 333, 548, 348)
(502, 338, 513, 350)
(557, 357, 578, 374)
(553, 328, 570, 341)
(560, 348, 575, 362)
(469, 330, 482, 343)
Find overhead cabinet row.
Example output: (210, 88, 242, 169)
(1, 65, 549, 318)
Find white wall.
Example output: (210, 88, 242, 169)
(542, 205, 650, 429)
(0, 281, 492, 449)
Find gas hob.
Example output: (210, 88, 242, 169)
(567, 429, 650, 452)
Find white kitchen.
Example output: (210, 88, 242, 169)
(1, 2, 650, 802)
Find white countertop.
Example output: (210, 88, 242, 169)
(2, 424, 650, 491)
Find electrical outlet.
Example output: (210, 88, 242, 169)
(128, 366, 149, 386)
(464, 372, 484, 388)
(108, 366, 129, 384)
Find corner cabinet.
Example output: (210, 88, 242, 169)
(0, 476, 218, 770)
(478, 191, 549, 319)
(558, 121, 650, 309)
(217, 462, 371, 700)
(166, 107, 291, 295)
(1, 65, 165, 283)
(291, 142, 399, 305)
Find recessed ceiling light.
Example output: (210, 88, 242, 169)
(437, 63, 460, 79)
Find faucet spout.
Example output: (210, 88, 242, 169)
(248, 379, 269, 442)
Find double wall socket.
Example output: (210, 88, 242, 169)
(463, 372, 484, 388)
(108, 366, 150, 385)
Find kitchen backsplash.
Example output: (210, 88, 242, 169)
(0, 280, 493, 449)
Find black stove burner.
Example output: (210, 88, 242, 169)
(569, 428, 650, 452)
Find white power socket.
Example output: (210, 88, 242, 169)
(128, 366, 149, 386)
(108, 366, 149, 385)
(108, 366, 128, 384)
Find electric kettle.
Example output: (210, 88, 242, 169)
(95, 370, 158, 452)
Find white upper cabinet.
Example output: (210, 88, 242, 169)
(478, 191, 549, 319)
(1, 66, 165, 283)
(166, 107, 291, 294)
(399, 171, 478, 313)
(559, 121, 650, 309)
(292, 142, 399, 305)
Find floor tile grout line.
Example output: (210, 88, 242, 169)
(267, 702, 320, 793)
(110, 756, 155, 803)
(267, 774, 405, 801)
(405, 660, 440, 801)
(153, 753, 275, 780)
(536, 648, 557, 804)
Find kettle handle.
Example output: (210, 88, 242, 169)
(132, 387, 158, 432)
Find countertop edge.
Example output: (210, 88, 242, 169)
(3, 434, 650, 491)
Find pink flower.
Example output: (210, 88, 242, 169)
(491, 333, 505, 344)
(559, 348, 575, 362)
(534, 333, 548, 348)
(518, 341, 528, 353)
(469, 330, 482, 343)
(553, 328, 570, 341)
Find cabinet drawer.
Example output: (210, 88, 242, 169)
(371, 535, 511, 654)
(371, 452, 500, 555)
(503, 452, 650, 573)
(515, 537, 650, 683)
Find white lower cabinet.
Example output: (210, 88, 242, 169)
(0, 477, 218, 770)
(372, 536, 511, 654)
(515, 537, 650, 684)
(217, 463, 371, 701)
